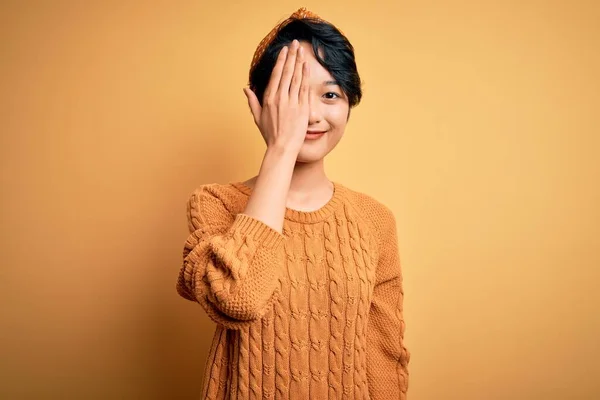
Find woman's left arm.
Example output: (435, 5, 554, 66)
(367, 208, 410, 399)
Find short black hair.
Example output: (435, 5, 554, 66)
(249, 18, 362, 111)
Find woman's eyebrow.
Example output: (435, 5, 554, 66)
(323, 80, 339, 86)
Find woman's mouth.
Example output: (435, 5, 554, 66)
(305, 131, 327, 140)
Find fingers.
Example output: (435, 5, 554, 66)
(243, 87, 261, 126)
(289, 44, 305, 100)
(299, 61, 310, 105)
(263, 45, 288, 103)
(277, 39, 300, 97)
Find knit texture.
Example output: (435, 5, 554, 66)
(176, 181, 410, 399)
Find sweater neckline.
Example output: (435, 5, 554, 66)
(230, 180, 346, 224)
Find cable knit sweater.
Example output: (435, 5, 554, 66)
(176, 181, 410, 400)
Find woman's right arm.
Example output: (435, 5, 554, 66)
(176, 185, 286, 330)
(243, 39, 310, 233)
(177, 40, 310, 329)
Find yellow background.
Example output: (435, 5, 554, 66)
(2, 1, 599, 399)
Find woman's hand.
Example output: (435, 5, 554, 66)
(243, 39, 310, 156)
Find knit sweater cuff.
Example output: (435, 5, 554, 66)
(230, 213, 285, 249)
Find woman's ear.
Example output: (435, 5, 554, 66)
(243, 87, 262, 127)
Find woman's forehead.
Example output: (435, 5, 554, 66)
(298, 41, 323, 58)
(298, 42, 333, 79)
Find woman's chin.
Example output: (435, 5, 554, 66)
(295, 133, 342, 163)
(296, 156, 323, 164)
(296, 147, 331, 163)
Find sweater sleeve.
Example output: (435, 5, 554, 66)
(176, 185, 285, 329)
(366, 207, 410, 399)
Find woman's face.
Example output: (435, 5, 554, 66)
(295, 40, 350, 164)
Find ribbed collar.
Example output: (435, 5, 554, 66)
(230, 181, 347, 224)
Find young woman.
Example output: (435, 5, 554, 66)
(177, 7, 410, 399)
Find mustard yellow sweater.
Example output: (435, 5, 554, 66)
(176, 181, 410, 400)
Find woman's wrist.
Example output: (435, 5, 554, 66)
(265, 141, 299, 161)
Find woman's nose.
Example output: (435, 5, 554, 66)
(308, 90, 323, 124)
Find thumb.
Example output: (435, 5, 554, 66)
(243, 87, 261, 125)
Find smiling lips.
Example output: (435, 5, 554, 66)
(305, 130, 326, 140)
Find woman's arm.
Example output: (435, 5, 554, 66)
(242, 39, 310, 233)
(176, 185, 285, 330)
(243, 145, 297, 233)
(366, 207, 411, 399)
(177, 40, 311, 329)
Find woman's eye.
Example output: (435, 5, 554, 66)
(323, 92, 341, 99)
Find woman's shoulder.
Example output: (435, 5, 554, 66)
(339, 182, 397, 233)
(188, 180, 247, 200)
(340, 183, 395, 216)
(185, 181, 248, 219)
